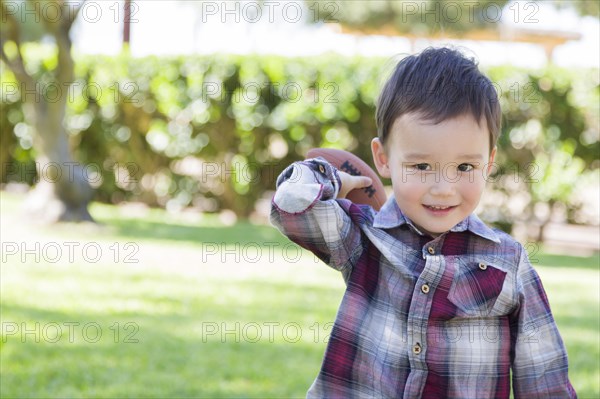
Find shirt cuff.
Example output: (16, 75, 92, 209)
(273, 158, 341, 214)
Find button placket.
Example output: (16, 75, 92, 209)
(407, 255, 444, 371)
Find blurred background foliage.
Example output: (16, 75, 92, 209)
(1, 47, 599, 235)
(307, 0, 598, 34)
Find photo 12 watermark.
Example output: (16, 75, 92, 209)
(2, 1, 140, 24)
(1, 321, 140, 344)
(200, 241, 316, 264)
(200, 321, 328, 344)
(2, 161, 140, 187)
(200, 81, 339, 104)
(1, 241, 140, 264)
(199, 1, 340, 24)
(1, 81, 140, 104)
(396, 1, 539, 24)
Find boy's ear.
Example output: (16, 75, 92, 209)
(371, 138, 391, 178)
(485, 146, 497, 177)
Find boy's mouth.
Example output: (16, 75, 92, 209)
(423, 204, 457, 213)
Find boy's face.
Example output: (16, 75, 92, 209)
(372, 113, 496, 238)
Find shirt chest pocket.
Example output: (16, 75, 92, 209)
(447, 260, 507, 317)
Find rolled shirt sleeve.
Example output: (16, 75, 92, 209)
(510, 244, 577, 398)
(270, 158, 363, 274)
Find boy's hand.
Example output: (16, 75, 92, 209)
(338, 171, 373, 199)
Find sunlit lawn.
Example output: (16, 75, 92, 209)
(1, 191, 598, 398)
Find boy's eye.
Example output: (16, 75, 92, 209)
(458, 163, 474, 172)
(414, 163, 431, 171)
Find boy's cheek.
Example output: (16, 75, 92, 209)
(392, 180, 424, 199)
(468, 174, 488, 189)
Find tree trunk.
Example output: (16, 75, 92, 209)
(1, 1, 94, 223)
(22, 92, 94, 223)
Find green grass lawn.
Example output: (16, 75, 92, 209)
(1, 191, 599, 398)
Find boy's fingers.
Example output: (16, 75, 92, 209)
(338, 172, 373, 198)
(354, 175, 372, 188)
(344, 175, 372, 193)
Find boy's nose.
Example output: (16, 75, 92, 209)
(429, 175, 455, 197)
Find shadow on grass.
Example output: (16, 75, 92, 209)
(2, 190, 291, 247)
(96, 216, 290, 247)
(101, 215, 599, 272)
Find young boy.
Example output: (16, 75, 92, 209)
(270, 47, 576, 398)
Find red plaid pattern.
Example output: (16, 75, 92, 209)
(270, 159, 576, 399)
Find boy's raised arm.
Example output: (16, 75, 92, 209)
(510, 245, 577, 398)
(269, 158, 368, 274)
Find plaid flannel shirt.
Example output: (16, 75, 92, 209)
(270, 158, 576, 399)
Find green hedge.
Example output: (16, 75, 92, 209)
(1, 49, 598, 228)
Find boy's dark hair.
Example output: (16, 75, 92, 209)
(376, 47, 501, 153)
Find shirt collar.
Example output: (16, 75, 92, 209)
(373, 196, 501, 244)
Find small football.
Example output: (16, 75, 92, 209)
(306, 148, 387, 211)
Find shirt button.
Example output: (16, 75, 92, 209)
(318, 164, 326, 174)
(478, 262, 487, 271)
(413, 343, 422, 355)
(421, 283, 430, 294)
(427, 246, 435, 255)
